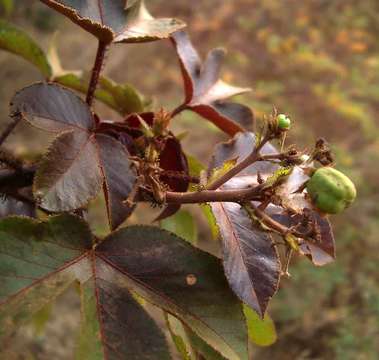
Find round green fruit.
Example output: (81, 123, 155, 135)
(306, 167, 356, 214)
(277, 114, 291, 130)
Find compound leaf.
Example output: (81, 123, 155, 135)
(114, 0, 185, 43)
(10, 82, 95, 132)
(211, 201, 281, 318)
(76, 269, 170, 360)
(0, 215, 250, 359)
(96, 134, 137, 230)
(34, 131, 103, 211)
(209, 132, 281, 317)
(11, 83, 137, 222)
(96, 226, 249, 360)
(39, 0, 185, 43)
(166, 313, 228, 360)
(0, 215, 171, 359)
(0, 214, 92, 339)
(172, 31, 253, 136)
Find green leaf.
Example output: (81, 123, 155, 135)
(187, 154, 205, 178)
(0, 20, 52, 77)
(243, 305, 277, 347)
(54, 72, 119, 112)
(201, 204, 219, 240)
(52, 72, 144, 115)
(165, 313, 193, 360)
(160, 210, 198, 244)
(166, 313, 228, 360)
(0, 214, 92, 339)
(40, 0, 185, 43)
(99, 76, 144, 114)
(209, 158, 238, 185)
(185, 326, 228, 360)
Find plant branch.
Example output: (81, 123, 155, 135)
(248, 202, 311, 240)
(206, 134, 272, 191)
(0, 115, 22, 147)
(86, 40, 109, 106)
(164, 185, 264, 204)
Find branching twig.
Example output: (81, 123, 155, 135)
(164, 185, 264, 204)
(248, 202, 311, 240)
(86, 41, 109, 106)
(206, 134, 272, 191)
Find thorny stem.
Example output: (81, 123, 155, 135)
(0, 115, 22, 147)
(86, 41, 109, 106)
(206, 134, 272, 191)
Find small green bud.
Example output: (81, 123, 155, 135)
(277, 114, 291, 130)
(306, 167, 357, 214)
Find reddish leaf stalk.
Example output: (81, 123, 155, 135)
(86, 41, 109, 106)
(170, 103, 188, 118)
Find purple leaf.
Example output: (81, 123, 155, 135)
(172, 30, 253, 136)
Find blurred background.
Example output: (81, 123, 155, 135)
(0, 0, 378, 359)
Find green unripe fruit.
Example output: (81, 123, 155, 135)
(306, 167, 356, 214)
(277, 114, 291, 130)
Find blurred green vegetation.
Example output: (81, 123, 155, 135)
(0, 0, 378, 359)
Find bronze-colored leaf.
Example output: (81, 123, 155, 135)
(39, 0, 185, 43)
(211, 201, 281, 317)
(34, 130, 103, 211)
(209, 132, 281, 317)
(0, 214, 93, 340)
(208, 132, 278, 182)
(0, 216, 248, 359)
(172, 30, 253, 136)
(10, 82, 95, 132)
(76, 264, 171, 360)
(0, 215, 170, 358)
(96, 134, 137, 230)
(12, 83, 137, 222)
(270, 207, 336, 266)
(97, 226, 249, 360)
